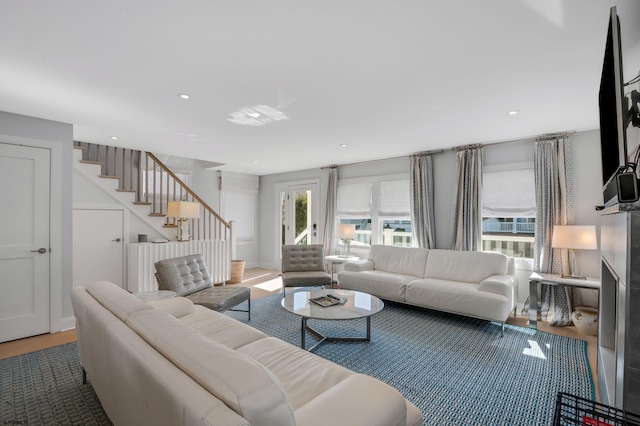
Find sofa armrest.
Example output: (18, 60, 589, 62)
(343, 259, 374, 272)
(294, 374, 412, 426)
(478, 275, 516, 299)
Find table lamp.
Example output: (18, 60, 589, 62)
(551, 225, 597, 279)
(167, 201, 200, 241)
(336, 223, 356, 257)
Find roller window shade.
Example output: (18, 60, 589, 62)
(337, 182, 371, 217)
(482, 168, 536, 218)
(379, 179, 410, 217)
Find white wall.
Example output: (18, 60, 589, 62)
(191, 166, 262, 265)
(73, 168, 166, 243)
(0, 111, 74, 329)
(257, 129, 605, 306)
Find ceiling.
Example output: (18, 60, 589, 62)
(1, 0, 640, 176)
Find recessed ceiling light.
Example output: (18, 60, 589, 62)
(253, 161, 259, 164)
(110, 136, 118, 140)
(508, 110, 519, 115)
(340, 144, 348, 148)
(178, 93, 190, 100)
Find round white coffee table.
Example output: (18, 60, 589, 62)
(280, 289, 384, 352)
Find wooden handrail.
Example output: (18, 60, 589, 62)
(145, 152, 229, 228)
(74, 141, 230, 241)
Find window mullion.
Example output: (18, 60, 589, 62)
(370, 181, 380, 245)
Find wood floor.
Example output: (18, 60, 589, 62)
(0, 267, 599, 400)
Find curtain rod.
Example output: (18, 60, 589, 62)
(320, 130, 577, 170)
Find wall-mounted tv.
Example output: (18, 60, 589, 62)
(599, 6, 629, 207)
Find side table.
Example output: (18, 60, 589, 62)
(133, 290, 177, 302)
(325, 255, 360, 288)
(528, 272, 600, 329)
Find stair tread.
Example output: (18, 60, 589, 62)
(116, 189, 136, 193)
(98, 175, 119, 179)
(163, 224, 178, 228)
(80, 160, 102, 165)
(73, 145, 86, 150)
(133, 201, 152, 205)
(148, 213, 166, 217)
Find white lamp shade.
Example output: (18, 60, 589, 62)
(167, 201, 200, 219)
(336, 223, 356, 239)
(551, 225, 597, 250)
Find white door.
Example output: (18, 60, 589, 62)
(0, 143, 50, 343)
(279, 182, 320, 246)
(73, 209, 125, 288)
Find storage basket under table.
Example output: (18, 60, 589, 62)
(553, 392, 640, 426)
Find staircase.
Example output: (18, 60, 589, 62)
(73, 142, 234, 290)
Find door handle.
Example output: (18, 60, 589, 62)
(112, 238, 122, 243)
(30, 248, 47, 254)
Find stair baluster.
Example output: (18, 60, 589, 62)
(74, 141, 230, 241)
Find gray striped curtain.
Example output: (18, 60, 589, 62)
(410, 153, 436, 248)
(533, 137, 576, 326)
(450, 145, 483, 251)
(322, 166, 338, 258)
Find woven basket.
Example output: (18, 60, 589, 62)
(228, 260, 245, 284)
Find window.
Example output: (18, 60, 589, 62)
(482, 163, 535, 258)
(336, 176, 411, 252)
(336, 182, 372, 247)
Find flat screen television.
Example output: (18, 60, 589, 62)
(599, 6, 629, 207)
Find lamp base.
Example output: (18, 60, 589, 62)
(176, 219, 191, 241)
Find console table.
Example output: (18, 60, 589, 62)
(528, 272, 600, 329)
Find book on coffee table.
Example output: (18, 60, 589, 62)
(309, 294, 347, 307)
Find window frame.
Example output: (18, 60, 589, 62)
(336, 173, 411, 254)
(481, 162, 535, 260)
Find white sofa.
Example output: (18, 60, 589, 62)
(338, 246, 517, 332)
(71, 281, 423, 426)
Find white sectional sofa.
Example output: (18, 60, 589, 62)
(338, 246, 517, 332)
(71, 281, 423, 426)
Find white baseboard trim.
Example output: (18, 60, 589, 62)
(60, 316, 76, 332)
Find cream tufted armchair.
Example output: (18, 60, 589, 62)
(281, 244, 332, 296)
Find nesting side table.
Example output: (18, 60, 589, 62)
(325, 255, 360, 287)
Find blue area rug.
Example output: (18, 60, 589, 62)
(0, 294, 593, 426)
(0, 342, 111, 426)
(226, 293, 594, 426)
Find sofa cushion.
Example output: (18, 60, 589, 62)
(178, 305, 268, 350)
(294, 375, 416, 426)
(424, 249, 508, 283)
(86, 281, 154, 322)
(236, 336, 354, 410)
(127, 309, 295, 426)
(149, 296, 194, 318)
(338, 270, 412, 302)
(406, 278, 511, 322)
(369, 245, 430, 278)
